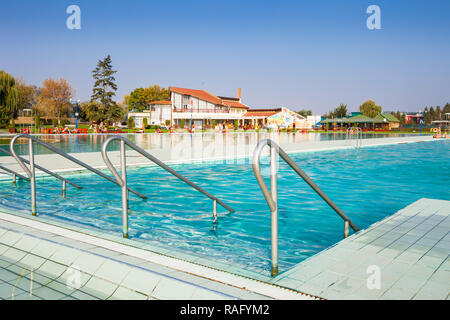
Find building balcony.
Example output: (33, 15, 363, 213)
(173, 107, 229, 114)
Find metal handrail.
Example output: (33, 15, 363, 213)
(9, 134, 146, 216)
(252, 139, 359, 276)
(0, 147, 80, 189)
(0, 164, 30, 183)
(101, 135, 235, 238)
(346, 127, 362, 148)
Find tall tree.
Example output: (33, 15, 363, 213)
(127, 85, 170, 112)
(0, 70, 19, 127)
(37, 78, 74, 125)
(88, 55, 123, 124)
(359, 100, 382, 118)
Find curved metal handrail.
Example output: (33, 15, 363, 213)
(346, 127, 362, 148)
(101, 135, 235, 238)
(9, 134, 146, 215)
(252, 139, 359, 276)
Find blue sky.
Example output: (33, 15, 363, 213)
(1, 0, 449, 113)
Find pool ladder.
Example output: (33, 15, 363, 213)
(101, 136, 235, 238)
(5, 134, 234, 238)
(253, 139, 359, 276)
(8, 134, 147, 216)
(346, 127, 362, 148)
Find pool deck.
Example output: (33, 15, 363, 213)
(0, 198, 448, 300)
(0, 210, 316, 300)
(270, 198, 450, 300)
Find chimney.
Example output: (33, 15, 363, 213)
(237, 88, 242, 101)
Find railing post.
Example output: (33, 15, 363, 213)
(270, 142, 278, 277)
(62, 180, 66, 197)
(29, 139, 36, 216)
(344, 220, 349, 238)
(213, 199, 217, 224)
(120, 140, 129, 238)
(12, 173, 16, 184)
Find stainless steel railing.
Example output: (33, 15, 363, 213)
(101, 135, 235, 238)
(0, 164, 30, 183)
(0, 146, 80, 190)
(9, 134, 146, 216)
(346, 127, 362, 148)
(252, 139, 359, 277)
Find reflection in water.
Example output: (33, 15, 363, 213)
(0, 132, 415, 157)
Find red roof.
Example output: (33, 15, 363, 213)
(170, 87, 224, 106)
(244, 110, 280, 117)
(222, 99, 249, 109)
(150, 100, 172, 105)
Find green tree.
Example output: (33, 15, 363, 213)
(127, 85, 170, 112)
(15, 78, 39, 113)
(359, 100, 382, 118)
(297, 109, 312, 117)
(127, 117, 135, 129)
(327, 104, 347, 118)
(0, 70, 19, 127)
(82, 101, 123, 125)
(88, 55, 122, 124)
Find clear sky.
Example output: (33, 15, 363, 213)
(1, 0, 449, 114)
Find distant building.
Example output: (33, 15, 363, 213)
(128, 87, 307, 129)
(321, 113, 400, 130)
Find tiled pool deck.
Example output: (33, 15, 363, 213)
(0, 198, 448, 300)
(270, 198, 450, 300)
(0, 211, 316, 300)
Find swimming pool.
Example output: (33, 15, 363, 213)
(0, 132, 418, 157)
(0, 140, 448, 276)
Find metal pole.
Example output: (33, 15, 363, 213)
(270, 143, 278, 277)
(120, 140, 128, 238)
(213, 199, 217, 224)
(344, 220, 349, 238)
(29, 139, 36, 216)
(75, 101, 78, 130)
(62, 180, 66, 197)
(12, 173, 16, 184)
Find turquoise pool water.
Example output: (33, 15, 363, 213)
(0, 140, 448, 276)
(0, 132, 417, 157)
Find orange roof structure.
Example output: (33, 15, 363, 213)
(170, 87, 224, 106)
(150, 100, 172, 105)
(221, 99, 249, 109)
(243, 108, 282, 117)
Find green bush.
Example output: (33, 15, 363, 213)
(165, 120, 170, 126)
(212, 120, 216, 127)
(143, 117, 148, 128)
(34, 114, 41, 128)
(127, 117, 135, 129)
(234, 120, 238, 130)
(180, 119, 185, 128)
(9, 119, 15, 129)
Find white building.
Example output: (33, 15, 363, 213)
(128, 87, 308, 130)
